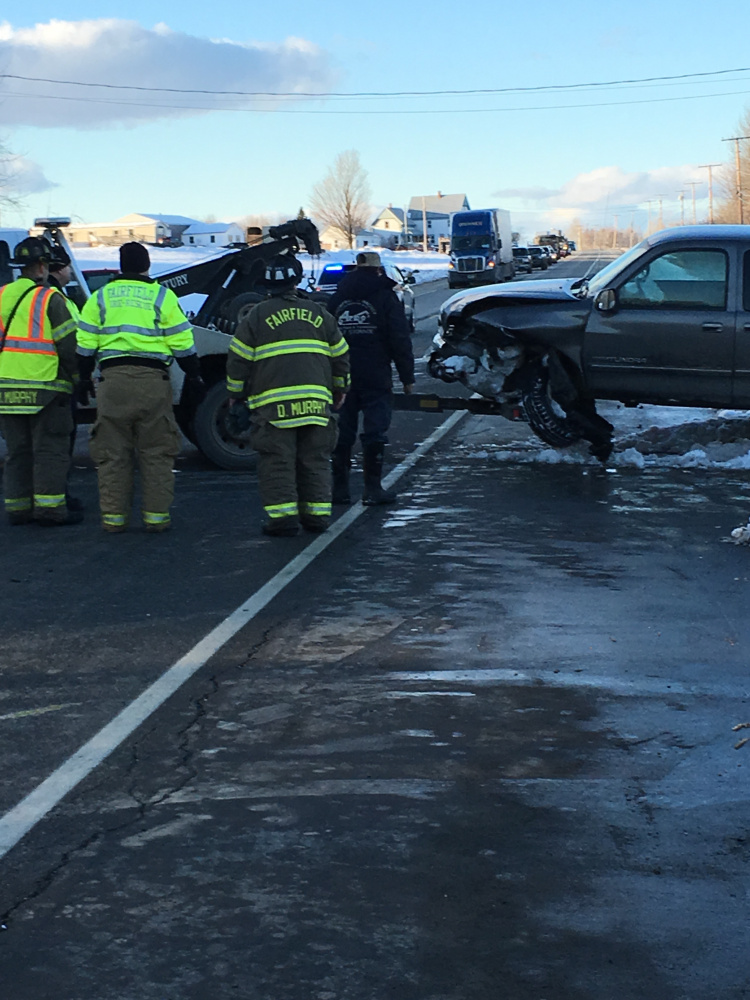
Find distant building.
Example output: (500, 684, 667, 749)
(61, 212, 244, 248)
(182, 221, 244, 247)
(319, 225, 353, 251)
(371, 205, 406, 247)
(407, 192, 470, 247)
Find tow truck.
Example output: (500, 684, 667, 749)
(30, 217, 324, 470)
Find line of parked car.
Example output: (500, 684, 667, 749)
(512, 242, 571, 273)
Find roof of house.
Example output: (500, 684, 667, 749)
(407, 209, 452, 220)
(183, 222, 241, 235)
(408, 193, 469, 214)
(129, 213, 201, 227)
(373, 206, 405, 223)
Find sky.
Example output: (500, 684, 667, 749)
(3, 1, 750, 242)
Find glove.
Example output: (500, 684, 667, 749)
(186, 376, 207, 406)
(225, 399, 251, 436)
(75, 379, 95, 406)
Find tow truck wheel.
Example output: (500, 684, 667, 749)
(192, 381, 256, 470)
(226, 292, 264, 327)
(521, 364, 583, 449)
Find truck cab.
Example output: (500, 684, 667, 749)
(448, 209, 514, 288)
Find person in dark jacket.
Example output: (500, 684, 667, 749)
(326, 251, 414, 505)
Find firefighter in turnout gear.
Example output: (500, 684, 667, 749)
(77, 242, 205, 533)
(225, 254, 350, 537)
(0, 237, 82, 526)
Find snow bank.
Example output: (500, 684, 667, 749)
(456, 400, 750, 472)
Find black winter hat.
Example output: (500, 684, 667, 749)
(49, 246, 71, 272)
(119, 242, 151, 274)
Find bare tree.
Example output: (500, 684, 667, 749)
(714, 106, 750, 223)
(310, 150, 371, 248)
(0, 137, 22, 223)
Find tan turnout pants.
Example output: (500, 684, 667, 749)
(0, 394, 73, 521)
(251, 417, 336, 529)
(89, 366, 180, 529)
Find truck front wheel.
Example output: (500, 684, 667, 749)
(192, 381, 257, 470)
(521, 364, 583, 449)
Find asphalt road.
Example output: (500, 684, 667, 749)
(3, 254, 750, 1000)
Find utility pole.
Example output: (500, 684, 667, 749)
(421, 196, 428, 253)
(646, 200, 653, 234)
(685, 181, 699, 224)
(629, 210, 636, 246)
(612, 214, 619, 249)
(722, 136, 750, 224)
(678, 191, 685, 225)
(698, 163, 721, 224)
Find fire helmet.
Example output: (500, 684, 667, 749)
(11, 237, 53, 267)
(261, 254, 303, 290)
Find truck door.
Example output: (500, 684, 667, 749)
(730, 249, 750, 407)
(583, 246, 735, 406)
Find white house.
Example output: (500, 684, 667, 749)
(371, 205, 406, 247)
(319, 225, 352, 251)
(65, 214, 171, 246)
(182, 221, 244, 247)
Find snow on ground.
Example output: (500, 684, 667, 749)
(456, 400, 750, 473)
(70, 244, 449, 316)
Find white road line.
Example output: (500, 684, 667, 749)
(0, 410, 466, 861)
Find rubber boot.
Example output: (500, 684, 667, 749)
(332, 448, 352, 506)
(362, 442, 398, 505)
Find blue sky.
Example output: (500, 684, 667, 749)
(2, 1, 750, 240)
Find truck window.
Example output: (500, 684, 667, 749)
(618, 249, 728, 310)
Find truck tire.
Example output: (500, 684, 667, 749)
(521, 364, 583, 449)
(226, 292, 263, 327)
(192, 381, 257, 470)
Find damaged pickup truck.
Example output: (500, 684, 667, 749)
(430, 225, 750, 461)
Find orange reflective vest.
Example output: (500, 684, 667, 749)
(0, 277, 74, 414)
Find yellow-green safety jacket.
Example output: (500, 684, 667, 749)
(77, 276, 195, 369)
(0, 276, 78, 414)
(226, 290, 350, 428)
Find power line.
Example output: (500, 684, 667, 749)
(1, 65, 750, 99)
(4, 85, 750, 116)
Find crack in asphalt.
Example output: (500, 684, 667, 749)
(0, 628, 281, 928)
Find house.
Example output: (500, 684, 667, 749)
(371, 205, 407, 247)
(62, 212, 244, 248)
(407, 192, 470, 247)
(128, 214, 199, 242)
(65, 214, 171, 247)
(182, 221, 245, 247)
(319, 225, 353, 251)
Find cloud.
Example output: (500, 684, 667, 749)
(495, 164, 707, 217)
(1, 152, 56, 194)
(0, 19, 337, 129)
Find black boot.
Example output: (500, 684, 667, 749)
(362, 442, 398, 505)
(332, 448, 352, 505)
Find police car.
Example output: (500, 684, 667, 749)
(313, 260, 418, 332)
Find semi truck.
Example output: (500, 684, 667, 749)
(536, 233, 569, 257)
(447, 209, 514, 289)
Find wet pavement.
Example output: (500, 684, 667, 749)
(3, 448, 750, 998)
(2, 261, 750, 998)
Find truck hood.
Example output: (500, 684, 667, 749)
(442, 277, 581, 320)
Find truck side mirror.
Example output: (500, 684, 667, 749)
(594, 288, 617, 312)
